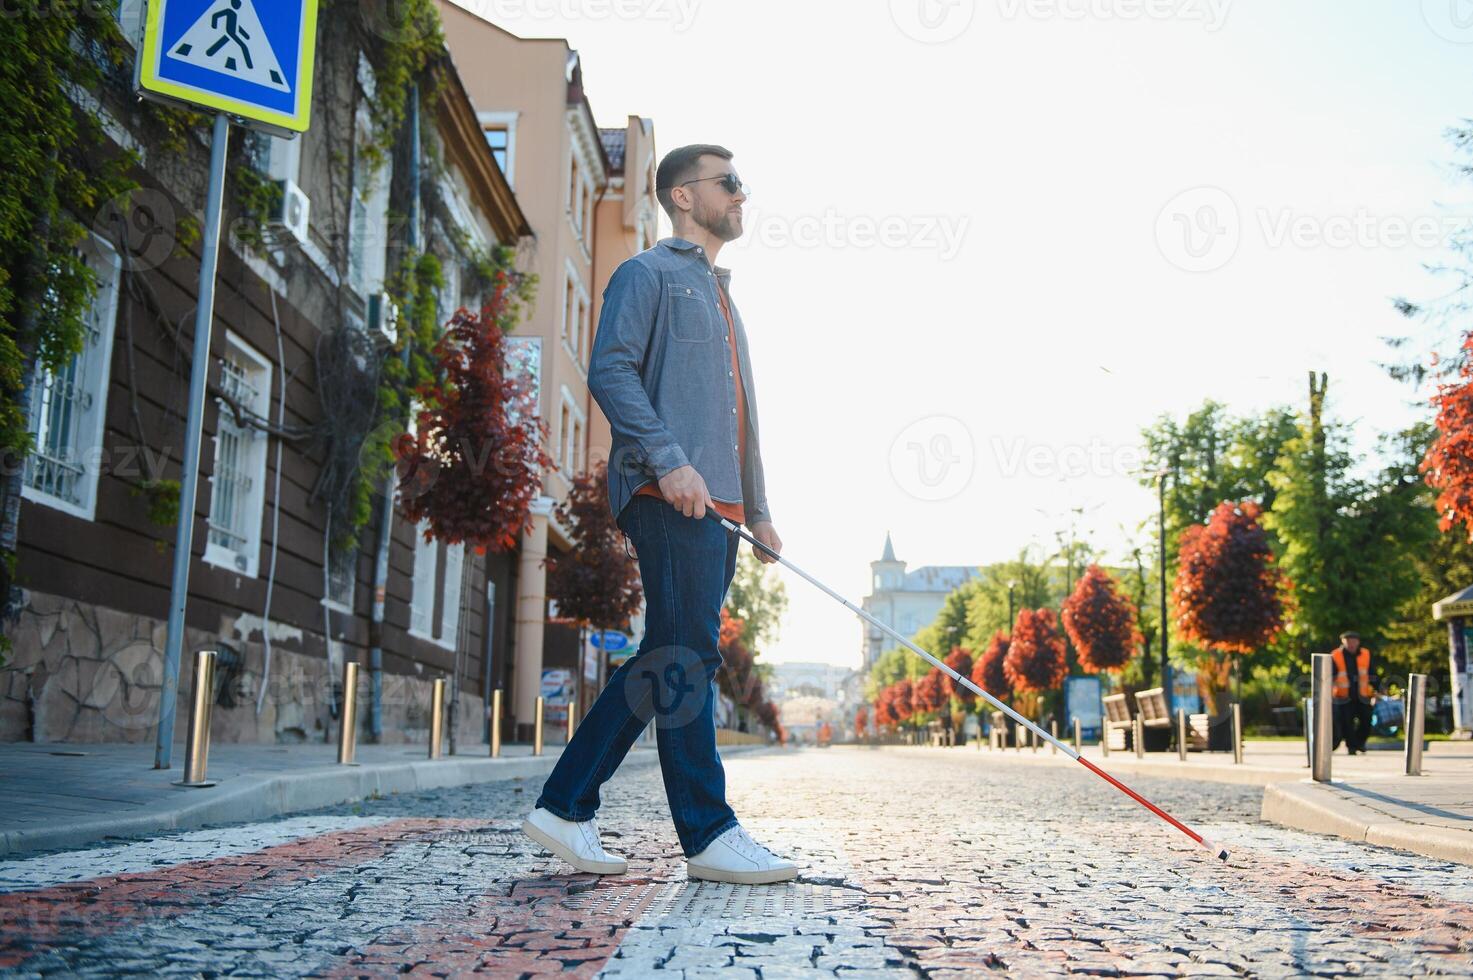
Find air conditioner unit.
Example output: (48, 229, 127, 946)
(268, 179, 311, 243)
(367, 293, 399, 347)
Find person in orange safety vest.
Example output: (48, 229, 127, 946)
(1330, 631, 1377, 755)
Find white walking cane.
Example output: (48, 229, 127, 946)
(713, 514, 1228, 862)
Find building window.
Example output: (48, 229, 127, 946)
(410, 517, 464, 649)
(562, 264, 589, 372)
(562, 277, 575, 349)
(205, 333, 272, 577)
(23, 233, 121, 520)
(410, 519, 436, 638)
(438, 256, 461, 329)
(327, 544, 358, 611)
(484, 126, 509, 173)
(478, 111, 518, 188)
(557, 387, 585, 476)
(348, 109, 391, 300)
(442, 541, 465, 646)
(568, 155, 583, 236)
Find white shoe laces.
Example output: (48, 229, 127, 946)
(725, 826, 773, 863)
(580, 817, 603, 855)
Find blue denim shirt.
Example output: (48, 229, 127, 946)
(588, 236, 771, 527)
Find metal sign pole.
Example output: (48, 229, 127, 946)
(154, 113, 231, 770)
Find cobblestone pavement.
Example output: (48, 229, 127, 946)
(2, 746, 1471, 977)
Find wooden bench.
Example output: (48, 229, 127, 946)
(1102, 693, 1133, 751)
(1135, 687, 1209, 752)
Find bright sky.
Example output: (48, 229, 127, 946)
(452, 0, 1473, 670)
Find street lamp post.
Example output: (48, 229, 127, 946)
(1156, 467, 1171, 713)
(1007, 580, 1016, 629)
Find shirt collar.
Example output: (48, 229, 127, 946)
(658, 236, 732, 280)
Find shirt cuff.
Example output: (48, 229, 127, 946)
(645, 443, 691, 479)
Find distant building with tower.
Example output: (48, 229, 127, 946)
(860, 532, 982, 670)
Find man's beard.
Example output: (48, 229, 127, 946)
(696, 203, 743, 242)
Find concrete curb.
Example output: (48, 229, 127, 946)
(0, 744, 772, 857)
(867, 743, 1307, 786)
(1261, 781, 1473, 867)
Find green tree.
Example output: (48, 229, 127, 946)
(1141, 401, 1299, 549)
(1264, 385, 1437, 657)
(963, 549, 1055, 653)
(724, 549, 789, 653)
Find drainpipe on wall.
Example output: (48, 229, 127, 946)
(366, 83, 421, 741)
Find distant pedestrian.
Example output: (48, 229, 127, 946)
(521, 144, 798, 885)
(1329, 631, 1377, 755)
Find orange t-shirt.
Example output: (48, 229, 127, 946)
(636, 280, 747, 524)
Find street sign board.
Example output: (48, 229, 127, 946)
(136, 0, 319, 136)
(591, 630, 630, 652)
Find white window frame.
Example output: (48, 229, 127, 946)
(325, 542, 358, 614)
(560, 260, 589, 374)
(557, 385, 586, 477)
(438, 254, 461, 329)
(203, 331, 272, 578)
(410, 518, 437, 640)
(477, 111, 519, 189)
(116, 0, 144, 47)
(262, 131, 303, 185)
(348, 103, 391, 300)
(22, 231, 121, 521)
(441, 541, 465, 647)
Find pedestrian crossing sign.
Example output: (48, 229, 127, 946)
(136, 0, 319, 136)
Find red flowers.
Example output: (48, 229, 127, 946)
(1062, 565, 1141, 673)
(971, 630, 1011, 700)
(1004, 609, 1068, 693)
(394, 305, 551, 553)
(1172, 500, 1288, 654)
(1424, 332, 1473, 540)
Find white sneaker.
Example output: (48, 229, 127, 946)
(687, 824, 799, 885)
(521, 807, 628, 875)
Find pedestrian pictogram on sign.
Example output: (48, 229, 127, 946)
(136, 0, 319, 136)
(170, 0, 290, 93)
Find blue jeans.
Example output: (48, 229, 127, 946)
(534, 494, 740, 858)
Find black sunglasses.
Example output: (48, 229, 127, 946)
(680, 172, 750, 196)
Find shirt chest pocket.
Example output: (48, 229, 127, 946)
(666, 283, 716, 343)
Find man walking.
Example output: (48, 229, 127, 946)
(521, 145, 798, 885)
(1330, 631, 1377, 755)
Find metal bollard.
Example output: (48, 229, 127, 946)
(1405, 673, 1427, 776)
(1050, 720, 1058, 755)
(1177, 708, 1188, 762)
(489, 689, 502, 758)
(533, 696, 545, 755)
(568, 697, 579, 741)
(1073, 717, 1081, 753)
(1031, 721, 1039, 753)
(1311, 653, 1333, 783)
(1102, 722, 1110, 756)
(428, 677, 445, 760)
(1134, 716, 1144, 759)
(337, 662, 359, 766)
(175, 650, 218, 787)
(1308, 692, 1319, 766)
(1232, 702, 1243, 765)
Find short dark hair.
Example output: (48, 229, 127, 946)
(1340, 631, 1360, 640)
(655, 144, 733, 218)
